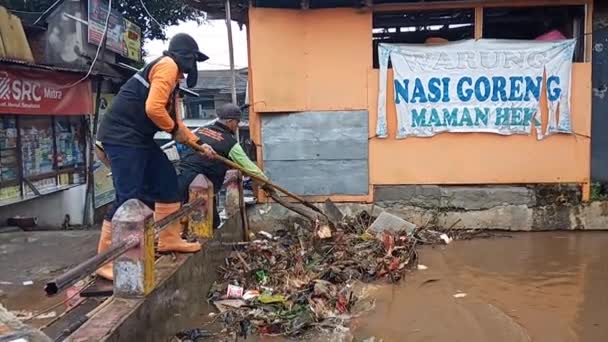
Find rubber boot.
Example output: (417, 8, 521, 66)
(95, 220, 114, 280)
(156, 202, 201, 253)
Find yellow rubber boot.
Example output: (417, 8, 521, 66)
(156, 202, 201, 253)
(95, 220, 114, 280)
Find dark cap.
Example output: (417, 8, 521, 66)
(217, 103, 242, 120)
(168, 33, 209, 62)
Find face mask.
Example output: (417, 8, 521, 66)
(186, 57, 198, 88)
(168, 51, 197, 88)
(186, 67, 198, 88)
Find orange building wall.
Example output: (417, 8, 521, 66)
(249, 8, 371, 112)
(368, 65, 591, 185)
(248, 7, 592, 198)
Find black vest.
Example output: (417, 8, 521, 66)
(177, 121, 238, 192)
(97, 57, 179, 147)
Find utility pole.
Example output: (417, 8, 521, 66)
(225, 0, 237, 106)
(225, 0, 239, 143)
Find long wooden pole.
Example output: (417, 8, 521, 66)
(186, 142, 329, 220)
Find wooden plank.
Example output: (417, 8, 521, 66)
(373, 0, 590, 12)
(584, 1, 593, 62)
(0, 6, 12, 58)
(9, 12, 34, 62)
(0, 6, 34, 62)
(474, 6, 483, 39)
(0, 26, 5, 58)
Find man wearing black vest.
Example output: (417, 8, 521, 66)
(94, 33, 213, 281)
(176, 103, 267, 228)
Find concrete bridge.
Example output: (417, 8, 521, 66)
(0, 171, 246, 342)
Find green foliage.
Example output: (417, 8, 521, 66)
(590, 182, 608, 201)
(115, 1, 205, 41)
(0, 0, 205, 41)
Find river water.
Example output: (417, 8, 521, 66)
(352, 232, 608, 342)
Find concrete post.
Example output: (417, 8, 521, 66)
(112, 199, 155, 298)
(188, 174, 214, 239)
(0, 304, 52, 342)
(224, 170, 241, 217)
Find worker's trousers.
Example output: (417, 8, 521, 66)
(103, 143, 180, 221)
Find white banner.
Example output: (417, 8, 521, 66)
(377, 39, 576, 139)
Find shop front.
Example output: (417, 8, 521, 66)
(0, 65, 92, 226)
(245, 0, 593, 202)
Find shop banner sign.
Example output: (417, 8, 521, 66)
(377, 39, 576, 139)
(0, 67, 92, 115)
(88, 0, 142, 61)
(93, 93, 115, 208)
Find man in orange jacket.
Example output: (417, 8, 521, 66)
(94, 33, 212, 281)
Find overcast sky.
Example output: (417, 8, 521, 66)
(144, 20, 248, 70)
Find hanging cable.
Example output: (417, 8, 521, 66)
(61, 0, 112, 89)
(139, 0, 162, 28)
(32, 0, 63, 25)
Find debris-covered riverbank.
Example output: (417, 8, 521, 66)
(176, 211, 499, 340)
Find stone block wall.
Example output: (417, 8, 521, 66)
(248, 184, 608, 231)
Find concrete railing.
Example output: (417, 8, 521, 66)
(45, 171, 242, 299)
(110, 173, 215, 298)
(0, 166, 246, 341)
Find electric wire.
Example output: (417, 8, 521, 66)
(32, 0, 63, 25)
(61, 0, 112, 89)
(139, 0, 162, 28)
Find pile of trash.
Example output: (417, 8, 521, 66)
(193, 211, 487, 339)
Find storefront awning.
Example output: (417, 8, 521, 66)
(0, 66, 92, 115)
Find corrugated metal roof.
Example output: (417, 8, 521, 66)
(181, 68, 248, 92)
(184, 0, 248, 21)
(250, 0, 465, 7)
(186, 0, 466, 19)
(0, 57, 89, 73)
(0, 57, 133, 80)
(11, 0, 66, 26)
(10, 10, 47, 30)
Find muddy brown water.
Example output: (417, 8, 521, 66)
(352, 232, 608, 342)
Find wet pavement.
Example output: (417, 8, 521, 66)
(353, 232, 608, 342)
(0, 230, 98, 328)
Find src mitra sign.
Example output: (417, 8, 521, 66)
(376, 39, 576, 139)
(0, 68, 92, 115)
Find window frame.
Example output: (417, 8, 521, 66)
(0, 115, 87, 205)
(372, 0, 593, 63)
(372, 8, 476, 68)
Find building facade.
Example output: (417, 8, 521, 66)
(182, 68, 248, 125)
(199, 0, 597, 203)
(0, 0, 138, 227)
